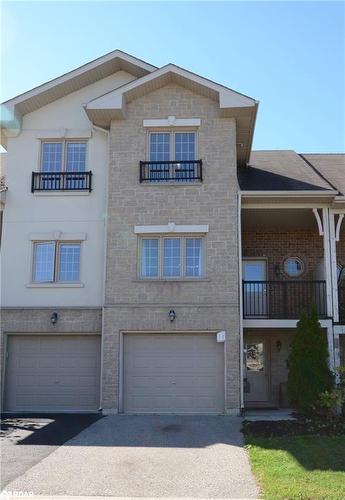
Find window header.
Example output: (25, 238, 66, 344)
(134, 222, 209, 234)
(143, 116, 201, 128)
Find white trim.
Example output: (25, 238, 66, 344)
(134, 223, 209, 234)
(36, 129, 92, 139)
(329, 211, 339, 322)
(322, 208, 334, 318)
(243, 319, 332, 329)
(335, 214, 344, 241)
(240, 190, 338, 197)
(29, 232, 87, 241)
(334, 325, 345, 334)
(26, 282, 84, 288)
(33, 191, 91, 197)
(143, 117, 201, 128)
(238, 193, 244, 410)
(312, 208, 324, 235)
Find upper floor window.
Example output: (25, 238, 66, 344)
(32, 141, 92, 192)
(41, 141, 87, 172)
(33, 241, 81, 283)
(149, 132, 196, 162)
(140, 236, 204, 279)
(140, 131, 202, 183)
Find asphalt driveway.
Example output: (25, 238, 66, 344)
(0, 413, 101, 489)
(4, 414, 259, 498)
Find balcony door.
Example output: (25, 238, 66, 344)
(243, 259, 267, 317)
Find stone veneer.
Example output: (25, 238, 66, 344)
(102, 83, 241, 414)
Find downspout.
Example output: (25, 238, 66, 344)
(92, 123, 110, 412)
(238, 192, 244, 414)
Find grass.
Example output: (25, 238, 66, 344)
(245, 435, 345, 500)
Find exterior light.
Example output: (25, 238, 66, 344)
(276, 340, 282, 352)
(169, 310, 176, 322)
(50, 312, 58, 325)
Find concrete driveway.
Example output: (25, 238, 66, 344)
(5, 415, 259, 498)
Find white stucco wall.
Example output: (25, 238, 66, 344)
(1, 70, 135, 307)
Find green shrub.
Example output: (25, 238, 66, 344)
(287, 307, 334, 413)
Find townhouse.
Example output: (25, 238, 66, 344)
(0, 50, 344, 415)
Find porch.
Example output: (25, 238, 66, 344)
(241, 208, 331, 321)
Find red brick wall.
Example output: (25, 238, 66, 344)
(336, 237, 345, 267)
(242, 230, 323, 280)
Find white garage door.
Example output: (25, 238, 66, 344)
(5, 335, 101, 412)
(123, 333, 224, 414)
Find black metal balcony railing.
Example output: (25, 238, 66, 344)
(139, 160, 202, 183)
(243, 280, 327, 319)
(31, 171, 92, 192)
(339, 285, 345, 323)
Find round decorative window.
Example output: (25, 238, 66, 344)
(284, 257, 304, 277)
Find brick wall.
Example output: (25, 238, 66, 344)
(102, 82, 241, 413)
(242, 230, 323, 280)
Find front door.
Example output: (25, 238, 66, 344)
(242, 260, 267, 317)
(244, 337, 270, 405)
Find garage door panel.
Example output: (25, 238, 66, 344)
(123, 333, 224, 414)
(5, 335, 101, 412)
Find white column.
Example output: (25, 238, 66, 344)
(322, 208, 333, 318)
(329, 211, 339, 322)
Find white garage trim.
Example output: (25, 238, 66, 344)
(119, 330, 226, 415)
(3, 333, 101, 413)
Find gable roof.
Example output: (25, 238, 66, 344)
(85, 63, 258, 166)
(0, 50, 156, 131)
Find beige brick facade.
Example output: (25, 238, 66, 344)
(102, 83, 241, 414)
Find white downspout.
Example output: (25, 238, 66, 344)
(92, 123, 110, 412)
(238, 192, 244, 413)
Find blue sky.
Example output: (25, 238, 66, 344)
(1, 1, 344, 152)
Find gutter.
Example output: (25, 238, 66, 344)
(240, 190, 338, 197)
(238, 192, 244, 412)
(92, 123, 110, 412)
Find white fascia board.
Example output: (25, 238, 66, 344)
(29, 232, 87, 241)
(87, 63, 256, 112)
(240, 190, 338, 196)
(243, 319, 332, 329)
(134, 223, 209, 234)
(143, 117, 201, 128)
(2, 50, 156, 109)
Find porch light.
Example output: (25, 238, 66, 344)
(276, 340, 282, 352)
(50, 312, 58, 325)
(169, 310, 176, 322)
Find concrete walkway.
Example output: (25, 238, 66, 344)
(5, 415, 259, 498)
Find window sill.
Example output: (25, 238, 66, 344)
(26, 282, 85, 288)
(139, 182, 202, 187)
(132, 278, 210, 283)
(33, 191, 91, 197)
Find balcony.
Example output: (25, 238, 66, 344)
(339, 285, 345, 323)
(139, 160, 202, 183)
(242, 280, 327, 319)
(31, 171, 92, 192)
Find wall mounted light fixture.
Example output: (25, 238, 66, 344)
(50, 312, 58, 325)
(276, 340, 282, 352)
(169, 310, 176, 322)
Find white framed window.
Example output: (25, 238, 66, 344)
(147, 131, 197, 182)
(148, 131, 196, 161)
(139, 236, 204, 279)
(40, 141, 87, 172)
(33, 241, 81, 283)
